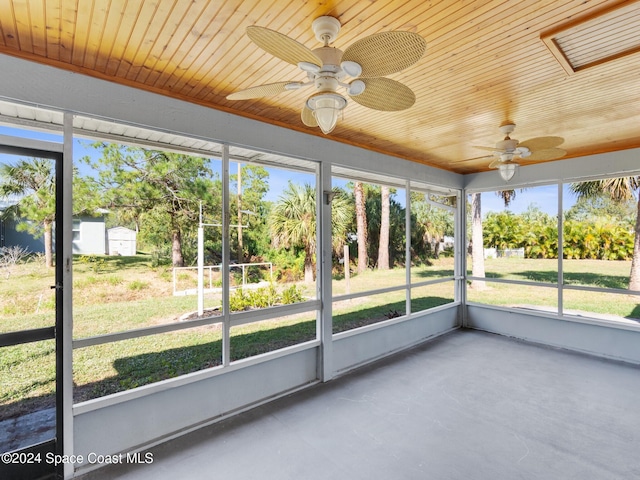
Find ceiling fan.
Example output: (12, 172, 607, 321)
(226, 16, 426, 134)
(474, 121, 567, 181)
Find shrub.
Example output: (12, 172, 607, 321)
(229, 288, 249, 311)
(441, 246, 455, 258)
(281, 284, 304, 304)
(228, 283, 303, 311)
(245, 287, 274, 309)
(31, 252, 46, 266)
(150, 248, 171, 268)
(79, 254, 106, 273)
(265, 249, 305, 282)
(0, 245, 30, 279)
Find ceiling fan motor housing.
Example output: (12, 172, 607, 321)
(499, 121, 516, 135)
(312, 16, 341, 44)
(313, 47, 344, 74)
(315, 75, 339, 93)
(496, 138, 519, 152)
(311, 47, 349, 94)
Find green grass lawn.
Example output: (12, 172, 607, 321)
(2, 255, 639, 421)
(467, 257, 640, 319)
(472, 256, 631, 289)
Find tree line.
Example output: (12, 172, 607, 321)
(482, 207, 634, 261)
(4, 142, 639, 291)
(0, 143, 455, 281)
(470, 178, 640, 291)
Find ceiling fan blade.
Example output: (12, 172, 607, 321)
(451, 155, 494, 164)
(488, 159, 502, 169)
(226, 82, 291, 100)
(350, 78, 415, 111)
(301, 105, 318, 127)
(518, 136, 564, 151)
(342, 31, 426, 78)
(246, 26, 322, 67)
(473, 145, 502, 152)
(525, 147, 567, 161)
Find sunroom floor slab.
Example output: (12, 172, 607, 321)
(78, 329, 640, 479)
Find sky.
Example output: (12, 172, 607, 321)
(0, 124, 577, 214)
(0, 125, 316, 204)
(479, 184, 576, 217)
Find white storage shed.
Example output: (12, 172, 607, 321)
(107, 226, 137, 256)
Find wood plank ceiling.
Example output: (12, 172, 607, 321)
(0, 0, 638, 174)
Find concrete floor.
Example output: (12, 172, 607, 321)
(79, 329, 640, 479)
(0, 407, 55, 453)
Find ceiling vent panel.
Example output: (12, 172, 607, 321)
(542, 0, 640, 74)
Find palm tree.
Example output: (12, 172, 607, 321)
(329, 188, 354, 257)
(470, 193, 486, 289)
(411, 193, 454, 259)
(570, 177, 640, 290)
(469, 190, 517, 289)
(354, 181, 368, 273)
(0, 158, 56, 267)
(269, 182, 352, 283)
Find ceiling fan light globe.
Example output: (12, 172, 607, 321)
(347, 80, 366, 96)
(341, 60, 362, 77)
(299, 61, 321, 74)
(306, 92, 347, 134)
(314, 104, 340, 134)
(498, 162, 518, 181)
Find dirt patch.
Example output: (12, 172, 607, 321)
(179, 308, 223, 322)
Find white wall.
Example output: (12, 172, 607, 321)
(467, 304, 640, 365)
(73, 217, 106, 255)
(73, 347, 319, 470)
(333, 306, 459, 374)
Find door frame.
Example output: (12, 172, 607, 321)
(0, 138, 65, 479)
